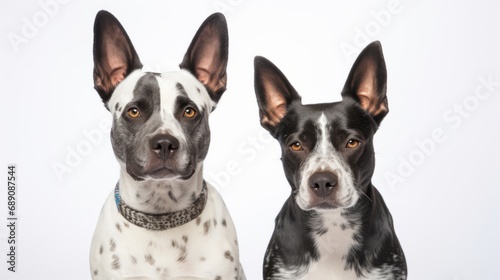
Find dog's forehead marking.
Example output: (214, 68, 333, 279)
(157, 70, 213, 116)
(108, 70, 213, 118)
(316, 113, 333, 155)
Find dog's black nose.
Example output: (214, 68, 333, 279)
(150, 134, 179, 159)
(309, 172, 338, 197)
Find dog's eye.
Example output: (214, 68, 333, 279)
(127, 108, 140, 118)
(346, 139, 360, 149)
(290, 142, 303, 151)
(183, 107, 197, 118)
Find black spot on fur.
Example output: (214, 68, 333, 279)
(222, 219, 227, 227)
(168, 191, 178, 203)
(99, 245, 103, 255)
(203, 220, 211, 234)
(131, 256, 137, 264)
(115, 223, 122, 233)
(145, 254, 155, 265)
(176, 82, 188, 96)
(177, 246, 187, 262)
(111, 254, 120, 270)
(224, 250, 234, 262)
(110, 239, 116, 252)
(93, 270, 98, 276)
(317, 227, 328, 236)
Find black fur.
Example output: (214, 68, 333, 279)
(255, 42, 407, 279)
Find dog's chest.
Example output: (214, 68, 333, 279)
(299, 211, 362, 280)
(90, 185, 241, 279)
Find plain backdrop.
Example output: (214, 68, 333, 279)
(1, 0, 499, 279)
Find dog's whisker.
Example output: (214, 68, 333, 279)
(359, 190, 372, 203)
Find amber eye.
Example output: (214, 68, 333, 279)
(183, 107, 197, 118)
(346, 139, 360, 149)
(290, 142, 303, 151)
(127, 108, 140, 118)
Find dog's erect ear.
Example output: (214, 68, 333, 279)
(93, 10, 142, 104)
(180, 13, 228, 103)
(254, 56, 301, 133)
(341, 41, 388, 124)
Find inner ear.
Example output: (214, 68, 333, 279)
(93, 10, 142, 103)
(259, 75, 289, 129)
(341, 41, 388, 123)
(190, 30, 226, 94)
(352, 58, 387, 117)
(254, 56, 301, 133)
(179, 13, 228, 103)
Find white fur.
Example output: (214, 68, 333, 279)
(90, 183, 244, 279)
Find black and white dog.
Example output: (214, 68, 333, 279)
(89, 11, 245, 279)
(254, 42, 407, 279)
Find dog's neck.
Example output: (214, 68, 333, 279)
(118, 163, 205, 214)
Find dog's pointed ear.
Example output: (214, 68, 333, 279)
(254, 56, 301, 134)
(179, 13, 228, 104)
(93, 10, 142, 105)
(341, 41, 388, 124)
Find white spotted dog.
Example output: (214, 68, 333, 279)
(254, 42, 407, 279)
(89, 11, 245, 280)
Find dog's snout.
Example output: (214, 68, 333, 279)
(309, 172, 338, 197)
(150, 134, 179, 159)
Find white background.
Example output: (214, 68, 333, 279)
(1, 0, 500, 279)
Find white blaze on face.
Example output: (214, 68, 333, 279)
(296, 113, 358, 210)
(106, 69, 215, 178)
(152, 70, 214, 172)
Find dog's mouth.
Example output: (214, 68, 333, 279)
(127, 160, 196, 181)
(295, 190, 355, 211)
(148, 165, 195, 180)
(311, 201, 340, 210)
(301, 199, 343, 211)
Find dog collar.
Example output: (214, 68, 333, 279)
(114, 182, 208, 231)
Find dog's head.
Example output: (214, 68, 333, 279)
(92, 11, 228, 181)
(254, 42, 387, 211)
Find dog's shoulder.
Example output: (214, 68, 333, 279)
(264, 195, 320, 278)
(346, 185, 407, 278)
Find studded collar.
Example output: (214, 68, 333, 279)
(114, 182, 208, 231)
